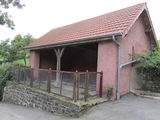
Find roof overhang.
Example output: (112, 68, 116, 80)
(26, 32, 123, 50)
(142, 8, 158, 48)
(123, 4, 158, 48)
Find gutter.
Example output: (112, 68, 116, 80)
(112, 35, 137, 100)
(26, 33, 123, 50)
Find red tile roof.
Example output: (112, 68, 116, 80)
(27, 3, 148, 49)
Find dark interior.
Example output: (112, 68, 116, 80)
(39, 49, 57, 69)
(39, 42, 98, 72)
(61, 43, 98, 72)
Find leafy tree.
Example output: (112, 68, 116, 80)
(11, 34, 35, 65)
(0, 34, 35, 65)
(0, 0, 24, 29)
(0, 39, 11, 62)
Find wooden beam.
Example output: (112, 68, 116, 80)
(54, 47, 65, 86)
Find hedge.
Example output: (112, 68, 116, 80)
(0, 65, 12, 101)
(135, 50, 160, 92)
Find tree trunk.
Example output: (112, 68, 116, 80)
(23, 57, 26, 66)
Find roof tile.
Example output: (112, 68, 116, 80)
(27, 3, 146, 48)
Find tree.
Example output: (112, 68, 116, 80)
(0, 39, 11, 62)
(0, 34, 35, 65)
(11, 34, 35, 65)
(0, 0, 24, 29)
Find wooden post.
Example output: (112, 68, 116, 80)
(73, 70, 76, 100)
(54, 47, 65, 86)
(73, 70, 78, 102)
(18, 66, 21, 83)
(30, 68, 33, 88)
(47, 68, 52, 93)
(99, 71, 103, 98)
(84, 70, 89, 102)
(76, 71, 80, 100)
(60, 72, 63, 95)
(38, 69, 41, 89)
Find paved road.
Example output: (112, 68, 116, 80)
(0, 94, 160, 120)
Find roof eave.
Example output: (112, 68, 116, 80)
(26, 32, 123, 50)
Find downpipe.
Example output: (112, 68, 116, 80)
(112, 35, 137, 100)
(112, 35, 121, 100)
(120, 60, 137, 68)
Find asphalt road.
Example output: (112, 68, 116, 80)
(0, 94, 160, 120)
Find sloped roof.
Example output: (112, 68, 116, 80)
(27, 3, 156, 49)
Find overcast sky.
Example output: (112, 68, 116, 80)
(0, 0, 160, 40)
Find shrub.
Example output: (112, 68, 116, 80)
(106, 84, 113, 99)
(0, 64, 12, 101)
(135, 50, 160, 92)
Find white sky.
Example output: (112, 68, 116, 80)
(0, 0, 160, 40)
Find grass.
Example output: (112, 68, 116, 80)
(12, 58, 29, 66)
(0, 58, 29, 67)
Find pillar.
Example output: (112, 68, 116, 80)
(54, 47, 65, 86)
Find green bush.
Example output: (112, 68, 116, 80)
(135, 50, 160, 92)
(0, 65, 12, 101)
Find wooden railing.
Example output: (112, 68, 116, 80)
(10, 66, 103, 102)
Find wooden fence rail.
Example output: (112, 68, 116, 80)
(11, 66, 103, 102)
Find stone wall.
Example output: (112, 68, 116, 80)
(3, 81, 83, 117)
(131, 64, 160, 93)
(141, 79, 160, 92)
